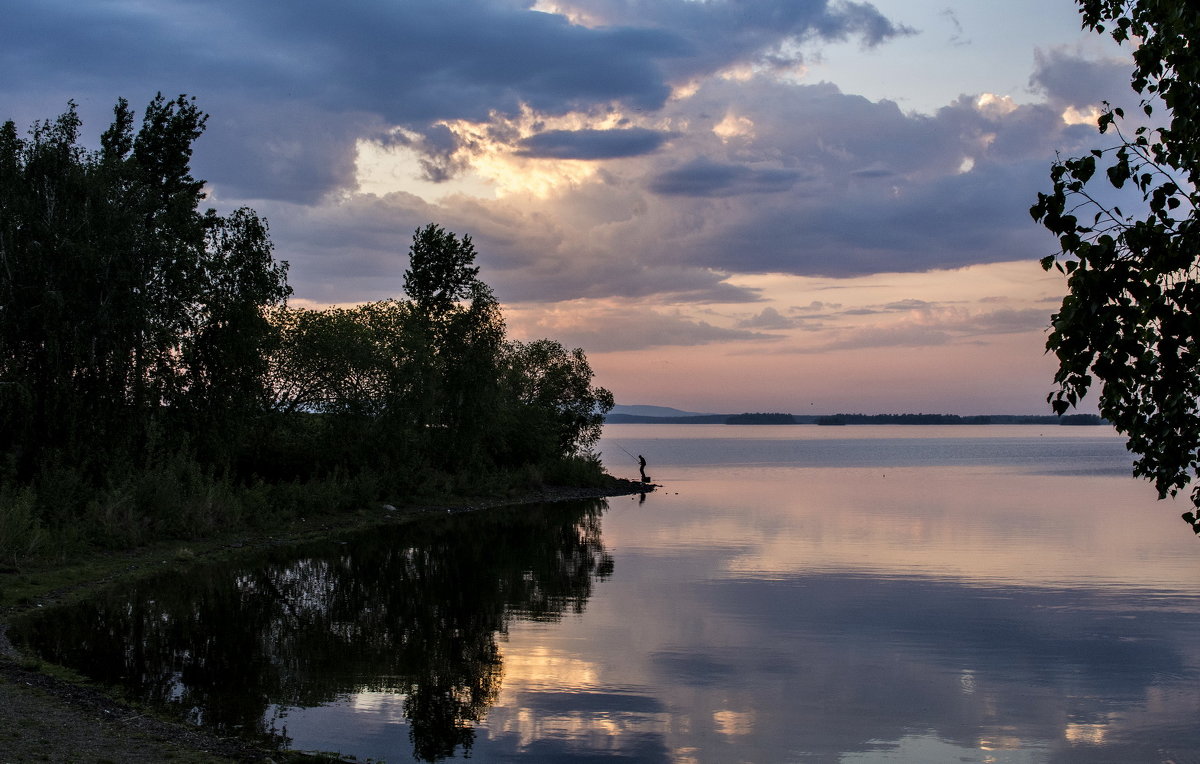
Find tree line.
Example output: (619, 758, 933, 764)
(814, 413, 1106, 426)
(0, 96, 613, 559)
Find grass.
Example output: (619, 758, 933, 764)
(0, 453, 613, 576)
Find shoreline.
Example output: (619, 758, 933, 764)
(0, 476, 654, 763)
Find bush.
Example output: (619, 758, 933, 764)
(0, 485, 44, 565)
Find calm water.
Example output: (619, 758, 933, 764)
(10, 425, 1200, 762)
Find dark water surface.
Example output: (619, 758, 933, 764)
(10, 425, 1200, 762)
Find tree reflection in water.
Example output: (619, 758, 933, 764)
(10, 499, 614, 761)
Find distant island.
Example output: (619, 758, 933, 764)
(726, 412, 797, 425)
(813, 413, 1105, 426)
(605, 407, 1107, 426)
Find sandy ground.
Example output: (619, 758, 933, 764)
(0, 662, 261, 763)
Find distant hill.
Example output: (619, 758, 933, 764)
(609, 404, 718, 418)
(605, 413, 731, 424)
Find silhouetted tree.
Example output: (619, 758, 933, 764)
(0, 95, 290, 480)
(402, 225, 507, 469)
(502, 339, 614, 459)
(1030, 1, 1200, 533)
(404, 223, 481, 320)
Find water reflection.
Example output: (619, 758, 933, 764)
(9, 500, 613, 761)
(11, 426, 1200, 762)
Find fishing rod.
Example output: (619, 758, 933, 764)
(610, 440, 641, 463)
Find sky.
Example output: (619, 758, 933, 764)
(0, 0, 1139, 414)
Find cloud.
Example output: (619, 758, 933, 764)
(0, 0, 1115, 341)
(253, 62, 1109, 305)
(881, 299, 934, 311)
(516, 128, 671, 159)
(0, 0, 909, 206)
(818, 324, 953, 351)
(542, 0, 913, 75)
(240, 60, 1107, 306)
(737, 307, 800, 330)
(940, 8, 970, 47)
(1030, 47, 1133, 111)
(959, 307, 1051, 335)
(792, 300, 842, 313)
(649, 159, 804, 197)
(513, 303, 778, 351)
(812, 305, 1051, 352)
(849, 162, 895, 179)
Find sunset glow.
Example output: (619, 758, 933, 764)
(2, 0, 1137, 414)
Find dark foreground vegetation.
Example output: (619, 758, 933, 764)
(1031, 0, 1200, 533)
(0, 95, 616, 567)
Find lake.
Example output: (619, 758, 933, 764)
(10, 424, 1200, 762)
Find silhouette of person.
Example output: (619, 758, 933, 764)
(638, 454, 648, 482)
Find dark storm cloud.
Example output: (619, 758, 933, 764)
(557, 0, 913, 77)
(699, 160, 1052, 276)
(0, 0, 683, 116)
(516, 128, 671, 159)
(649, 159, 803, 197)
(0, 0, 1116, 310)
(200, 99, 375, 204)
(240, 0, 687, 120)
(0, 0, 684, 201)
(0, 0, 902, 204)
(646, 156, 1056, 280)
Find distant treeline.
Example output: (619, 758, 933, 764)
(605, 412, 1107, 426)
(605, 412, 800, 424)
(605, 414, 732, 424)
(726, 413, 797, 425)
(816, 413, 1107, 426)
(0, 97, 613, 561)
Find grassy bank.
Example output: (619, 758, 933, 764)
(0, 452, 620, 571)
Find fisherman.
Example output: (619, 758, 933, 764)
(638, 454, 648, 482)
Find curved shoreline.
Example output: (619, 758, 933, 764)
(0, 477, 654, 763)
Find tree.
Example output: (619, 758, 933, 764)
(402, 225, 507, 468)
(0, 95, 290, 478)
(404, 223, 481, 320)
(265, 303, 401, 418)
(502, 339, 614, 459)
(1029, 1, 1200, 532)
(258, 300, 425, 480)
